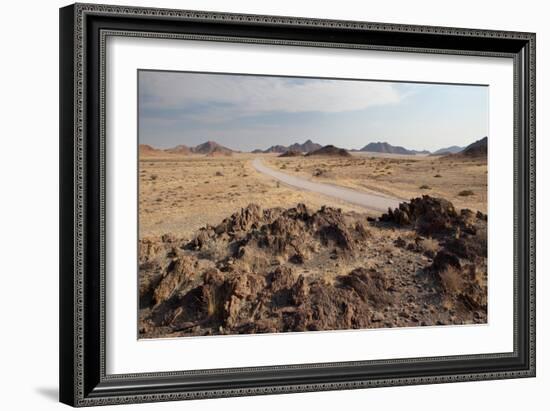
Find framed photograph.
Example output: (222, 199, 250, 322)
(59, 3, 536, 407)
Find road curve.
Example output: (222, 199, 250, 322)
(251, 158, 401, 213)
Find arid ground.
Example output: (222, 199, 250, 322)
(265, 152, 487, 213)
(138, 153, 376, 239)
(138, 149, 488, 338)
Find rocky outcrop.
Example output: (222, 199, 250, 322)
(459, 137, 487, 157)
(380, 195, 486, 237)
(279, 149, 302, 157)
(258, 139, 323, 154)
(306, 145, 351, 157)
(139, 197, 488, 338)
(186, 203, 369, 265)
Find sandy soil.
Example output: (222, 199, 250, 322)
(138, 151, 488, 338)
(266, 152, 487, 214)
(139, 153, 375, 239)
(252, 158, 400, 212)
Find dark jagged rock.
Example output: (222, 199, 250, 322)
(431, 250, 461, 272)
(140, 198, 487, 338)
(152, 256, 197, 306)
(380, 195, 463, 236)
(306, 145, 351, 157)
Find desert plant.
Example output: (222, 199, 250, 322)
(420, 237, 439, 255)
(458, 190, 474, 196)
(203, 286, 223, 318)
(419, 184, 431, 189)
(438, 266, 464, 295)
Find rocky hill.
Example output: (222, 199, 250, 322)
(360, 142, 430, 155)
(279, 149, 303, 157)
(262, 144, 288, 154)
(288, 139, 323, 153)
(164, 144, 192, 155)
(459, 137, 487, 157)
(258, 139, 322, 154)
(143, 141, 236, 156)
(139, 144, 164, 156)
(431, 145, 464, 156)
(192, 141, 234, 156)
(138, 196, 488, 338)
(305, 145, 351, 157)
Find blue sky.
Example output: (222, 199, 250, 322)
(138, 70, 488, 152)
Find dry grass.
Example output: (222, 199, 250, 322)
(203, 287, 223, 319)
(439, 266, 465, 295)
(438, 264, 488, 311)
(469, 264, 487, 288)
(266, 152, 487, 213)
(441, 295, 454, 311)
(420, 237, 439, 254)
(321, 272, 337, 286)
(139, 153, 371, 239)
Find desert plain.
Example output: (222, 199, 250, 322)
(138, 142, 488, 338)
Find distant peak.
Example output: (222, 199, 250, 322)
(360, 141, 428, 155)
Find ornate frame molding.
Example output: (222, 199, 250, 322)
(60, 3, 535, 407)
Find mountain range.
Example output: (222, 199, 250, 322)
(140, 141, 235, 157)
(256, 139, 323, 154)
(140, 137, 487, 158)
(359, 142, 430, 155)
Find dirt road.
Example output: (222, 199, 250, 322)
(251, 158, 400, 212)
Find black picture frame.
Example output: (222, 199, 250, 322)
(59, 3, 536, 407)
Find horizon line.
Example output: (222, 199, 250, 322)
(140, 136, 487, 154)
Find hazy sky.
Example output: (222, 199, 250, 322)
(138, 70, 488, 152)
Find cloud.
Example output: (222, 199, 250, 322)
(139, 71, 404, 119)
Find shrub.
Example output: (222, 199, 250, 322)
(419, 185, 431, 189)
(458, 190, 474, 196)
(420, 237, 439, 256)
(438, 266, 464, 295)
